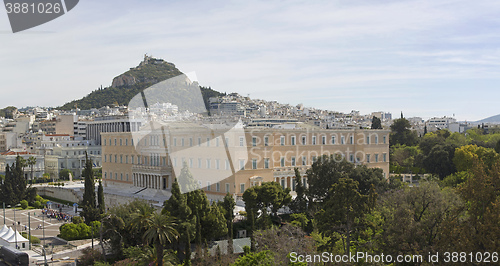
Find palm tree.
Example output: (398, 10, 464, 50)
(143, 212, 179, 266)
(129, 205, 153, 243)
(26, 156, 36, 185)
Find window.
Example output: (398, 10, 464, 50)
(383, 135, 387, 144)
(103, 139, 106, 146)
(375, 154, 379, 162)
(341, 136, 345, 144)
(225, 137, 229, 147)
(125, 155, 128, 164)
(216, 159, 220, 169)
(264, 158, 270, 169)
(312, 136, 316, 145)
(104, 172, 107, 179)
(115, 173, 118, 180)
(198, 158, 202, 168)
(280, 136, 285, 146)
(291, 157, 296, 166)
(226, 183, 230, 193)
(131, 156, 135, 164)
(302, 156, 307, 165)
(104, 155, 107, 163)
(350, 136, 354, 144)
(252, 137, 257, 147)
(350, 154, 354, 162)
(114, 139, 117, 146)
(120, 139, 122, 146)
(207, 182, 211, 191)
(280, 157, 285, 167)
(216, 182, 220, 192)
(206, 159, 211, 169)
(264, 136, 269, 146)
(207, 137, 210, 147)
(240, 183, 245, 193)
(174, 138, 177, 146)
(239, 137, 244, 147)
(383, 153, 387, 162)
(125, 139, 128, 146)
(181, 138, 185, 147)
(239, 160, 245, 170)
(331, 136, 336, 144)
(302, 136, 307, 145)
(189, 158, 193, 168)
(291, 136, 296, 145)
(225, 159, 230, 170)
(216, 137, 220, 147)
(322, 136, 326, 145)
(126, 174, 129, 181)
(114, 155, 117, 163)
(375, 135, 378, 144)
(198, 137, 202, 146)
(312, 156, 317, 163)
(189, 138, 193, 147)
(120, 173, 123, 181)
(366, 154, 371, 163)
(366, 136, 370, 145)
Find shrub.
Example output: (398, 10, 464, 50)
(20, 200, 28, 209)
(72, 216, 84, 224)
(32, 201, 41, 209)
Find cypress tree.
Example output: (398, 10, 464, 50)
(97, 180, 105, 214)
(81, 153, 98, 223)
(222, 192, 235, 254)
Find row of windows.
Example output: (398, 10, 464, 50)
(104, 153, 386, 169)
(104, 172, 129, 182)
(256, 134, 387, 146)
(103, 134, 388, 148)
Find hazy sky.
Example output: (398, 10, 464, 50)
(1, 0, 500, 121)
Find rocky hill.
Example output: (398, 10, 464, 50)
(59, 56, 224, 111)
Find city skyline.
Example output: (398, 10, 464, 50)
(2, 0, 500, 121)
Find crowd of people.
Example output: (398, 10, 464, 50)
(41, 207, 73, 222)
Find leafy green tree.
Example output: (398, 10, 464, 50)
(306, 155, 387, 210)
(315, 178, 370, 254)
(81, 153, 99, 224)
(443, 159, 500, 253)
(377, 181, 462, 256)
(390, 118, 418, 146)
(143, 212, 179, 266)
(221, 193, 235, 254)
(232, 250, 275, 266)
(423, 144, 457, 179)
(97, 180, 105, 214)
(453, 144, 499, 172)
(495, 139, 500, 154)
(371, 116, 382, 129)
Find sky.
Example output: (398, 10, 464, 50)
(1, 0, 500, 121)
